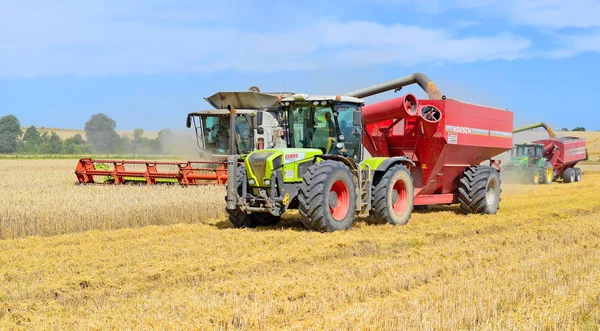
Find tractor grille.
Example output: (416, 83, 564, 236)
(248, 152, 276, 184)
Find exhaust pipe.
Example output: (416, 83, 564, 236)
(344, 72, 443, 100)
(226, 105, 238, 210)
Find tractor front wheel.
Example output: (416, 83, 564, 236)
(371, 164, 414, 225)
(226, 166, 254, 228)
(298, 160, 357, 232)
(525, 167, 540, 185)
(541, 161, 553, 184)
(458, 166, 502, 214)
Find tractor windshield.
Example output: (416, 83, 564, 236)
(286, 102, 361, 158)
(200, 115, 254, 154)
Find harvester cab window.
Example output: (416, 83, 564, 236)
(201, 115, 254, 155)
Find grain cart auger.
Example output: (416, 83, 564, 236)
(225, 73, 514, 231)
(75, 89, 291, 185)
(504, 122, 587, 184)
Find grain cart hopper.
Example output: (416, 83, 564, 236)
(504, 123, 587, 184)
(224, 73, 514, 231)
(75, 89, 291, 185)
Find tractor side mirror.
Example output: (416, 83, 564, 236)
(256, 111, 264, 126)
(353, 111, 362, 126)
(186, 114, 192, 128)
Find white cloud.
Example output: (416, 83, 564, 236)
(0, 1, 533, 78)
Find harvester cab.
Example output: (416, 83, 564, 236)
(185, 108, 286, 156)
(225, 73, 514, 232)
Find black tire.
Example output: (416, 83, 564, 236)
(458, 166, 502, 214)
(563, 168, 575, 183)
(525, 167, 540, 185)
(540, 161, 553, 184)
(298, 160, 357, 232)
(574, 168, 582, 182)
(371, 164, 414, 225)
(226, 166, 253, 228)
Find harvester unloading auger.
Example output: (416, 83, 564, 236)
(75, 88, 291, 185)
(503, 122, 587, 184)
(224, 73, 514, 231)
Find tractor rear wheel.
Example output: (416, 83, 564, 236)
(371, 164, 414, 225)
(540, 161, 553, 184)
(574, 168, 583, 182)
(563, 168, 575, 183)
(298, 160, 357, 232)
(458, 166, 502, 214)
(525, 167, 540, 185)
(226, 166, 254, 228)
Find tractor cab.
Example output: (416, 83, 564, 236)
(512, 143, 544, 166)
(278, 94, 364, 160)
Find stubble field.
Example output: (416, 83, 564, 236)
(0, 159, 599, 330)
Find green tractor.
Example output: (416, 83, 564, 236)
(224, 93, 415, 231)
(504, 143, 554, 184)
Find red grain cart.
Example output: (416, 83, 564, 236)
(533, 136, 587, 183)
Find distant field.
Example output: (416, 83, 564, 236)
(22, 127, 159, 140)
(0, 159, 599, 329)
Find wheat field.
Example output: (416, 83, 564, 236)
(0, 159, 599, 329)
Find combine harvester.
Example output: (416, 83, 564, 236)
(75, 88, 290, 185)
(504, 123, 587, 184)
(224, 73, 515, 230)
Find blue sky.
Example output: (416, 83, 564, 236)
(0, 0, 599, 131)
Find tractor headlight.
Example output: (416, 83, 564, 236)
(312, 101, 319, 106)
(320, 100, 327, 105)
(264, 179, 271, 185)
(268, 141, 276, 148)
(336, 142, 345, 149)
(248, 179, 256, 185)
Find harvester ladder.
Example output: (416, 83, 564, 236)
(357, 164, 372, 216)
(401, 118, 420, 161)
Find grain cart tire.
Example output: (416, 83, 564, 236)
(226, 166, 254, 228)
(458, 166, 502, 215)
(541, 161, 553, 184)
(563, 168, 575, 183)
(251, 214, 281, 226)
(574, 168, 582, 182)
(525, 167, 540, 185)
(298, 160, 357, 232)
(371, 164, 414, 225)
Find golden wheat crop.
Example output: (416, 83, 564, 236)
(0, 159, 599, 330)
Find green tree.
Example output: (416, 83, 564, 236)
(561, 127, 569, 131)
(64, 133, 92, 154)
(572, 127, 586, 132)
(133, 128, 144, 141)
(40, 132, 63, 154)
(84, 113, 120, 153)
(0, 115, 22, 153)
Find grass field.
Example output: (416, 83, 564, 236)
(0, 159, 599, 329)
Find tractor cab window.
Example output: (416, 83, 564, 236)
(286, 102, 361, 158)
(201, 115, 254, 154)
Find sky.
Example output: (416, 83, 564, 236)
(0, 0, 599, 131)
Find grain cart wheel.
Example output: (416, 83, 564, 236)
(563, 168, 575, 183)
(371, 164, 414, 225)
(525, 167, 540, 185)
(574, 168, 583, 182)
(541, 161, 553, 184)
(458, 166, 502, 214)
(298, 160, 357, 232)
(226, 166, 254, 228)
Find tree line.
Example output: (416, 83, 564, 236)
(0, 113, 175, 155)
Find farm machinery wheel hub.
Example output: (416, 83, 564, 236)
(486, 178, 499, 206)
(391, 181, 408, 215)
(329, 179, 350, 221)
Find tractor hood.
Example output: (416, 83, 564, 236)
(507, 156, 527, 166)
